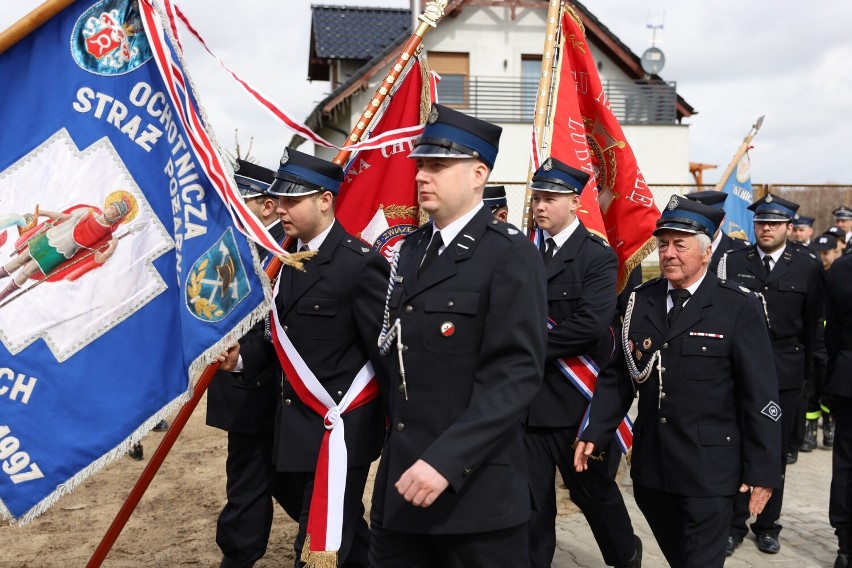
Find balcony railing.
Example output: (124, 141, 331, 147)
(436, 76, 678, 125)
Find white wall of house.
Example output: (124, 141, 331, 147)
(310, 4, 693, 214)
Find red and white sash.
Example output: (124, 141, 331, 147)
(269, 277, 379, 563)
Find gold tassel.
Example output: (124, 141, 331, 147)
(278, 249, 317, 271)
(300, 534, 312, 564)
(305, 550, 338, 568)
(617, 237, 659, 293)
(626, 446, 632, 468)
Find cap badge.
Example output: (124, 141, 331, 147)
(280, 148, 289, 165)
(543, 158, 553, 171)
(667, 195, 679, 210)
(440, 321, 455, 337)
(234, 161, 241, 172)
(427, 106, 439, 124)
(765, 194, 773, 203)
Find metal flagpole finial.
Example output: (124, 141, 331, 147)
(419, 0, 448, 28)
(753, 115, 765, 131)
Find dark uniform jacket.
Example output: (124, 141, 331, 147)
(373, 207, 547, 534)
(825, 254, 852, 398)
(719, 244, 824, 390)
(206, 221, 286, 434)
(241, 221, 388, 472)
(582, 273, 783, 496)
(709, 232, 748, 274)
(525, 222, 618, 428)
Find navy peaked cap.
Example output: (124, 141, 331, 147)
(748, 193, 799, 222)
(684, 190, 728, 209)
(654, 194, 724, 238)
(234, 159, 275, 198)
(792, 215, 814, 227)
(268, 148, 344, 196)
(483, 185, 508, 209)
(409, 104, 502, 169)
(530, 157, 590, 194)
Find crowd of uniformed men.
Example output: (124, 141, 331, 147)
(199, 104, 852, 568)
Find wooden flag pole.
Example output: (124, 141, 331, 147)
(713, 115, 765, 194)
(523, 0, 563, 232)
(0, 0, 76, 55)
(87, 1, 449, 566)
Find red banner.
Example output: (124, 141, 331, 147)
(336, 60, 432, 261)
(550, 9, 660, 290)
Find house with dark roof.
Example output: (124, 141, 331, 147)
(295, 1, 697, 224)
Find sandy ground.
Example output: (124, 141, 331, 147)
(3, 392, 579, 567)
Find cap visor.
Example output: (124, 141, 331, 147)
(530, 180, 577, 193)
(753, 214, 790, 222)
(267, 178, 321, 197)
(408, 145, 470, 160)
(653, 222, 706, 236)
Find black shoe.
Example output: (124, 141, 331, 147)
(825, 414, 836, 448)
(152, 419, 169, 432)
(801, 418, 818, 452)
(786, 450, 798, 464)
(622, 535, 642, 568)
(756, 533, 781, 554)
(127, 442, 144, 461)
(726, 536, 742, 557)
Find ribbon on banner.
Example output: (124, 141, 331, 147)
(547, 317, 632, 453)
(171, 3, 425, 154)
(268, 276, 378, 564)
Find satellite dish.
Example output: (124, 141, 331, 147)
(640, 46, 665, 76)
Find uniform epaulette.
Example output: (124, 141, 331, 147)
(717, 278, 753, 296)
(635, 276, 663, 290)
(587, 232, 611, 248)
(341, 237, 373, 255)
(726, 246, 752, 257)
(486, 218, 523, 240)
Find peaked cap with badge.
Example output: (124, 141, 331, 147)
(748, 193, 799, 222)
(529, 157, 590, 194)
(409, 103, 503, 169)
(654, 195, 724, 238)
(833, 206, 852, 220)
(233, 159, 275, 198)
(268, 147, 344, 197)
(792, 214, 815, 228)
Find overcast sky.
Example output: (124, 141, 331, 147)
(4, 0, 851, 184)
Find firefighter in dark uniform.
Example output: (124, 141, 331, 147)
(833, 206, 852, 252)
(791, 215, 816, 251)
(207, 160, 288, 568)
(524, 157, 640, 568)
(719, 193, 824, 556)
(483, 185, 509, 222)
(825, 252, 852, 567)
(683, 190, 749, 274)
(369, 104, 547, 567)
(228, 149, 389, 567)
(575, 195, 782, 568)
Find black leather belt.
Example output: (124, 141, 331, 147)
(771, 336, 799, 349)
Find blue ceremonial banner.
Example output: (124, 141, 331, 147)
(720, 151, 755, 243)
(0, 0, 270, 524)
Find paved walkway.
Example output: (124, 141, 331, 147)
(553, 437, 837, 567)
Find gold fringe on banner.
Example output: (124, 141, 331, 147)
(617, 237, 658, 293)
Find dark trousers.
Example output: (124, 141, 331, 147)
(524, 427, 635, 567)
(789, 388, 807, 451)
(831, 396, 852, 527)
(217, 432, 287, 567)
(633, 484, 732, 568)
(731, 387, 799, 539)
(278, 465, 371, 568)
(369, 520, 529, 568)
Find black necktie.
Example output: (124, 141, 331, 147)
(763, 255, 772, 276)
(668, 289, 691, 326)
(418, 231, 443, 277)
(299, 244, 309, 252)
(542, 238, 556, 264)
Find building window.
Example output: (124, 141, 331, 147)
(521, 55, 542, 119)
(427, 51, 469, 107)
